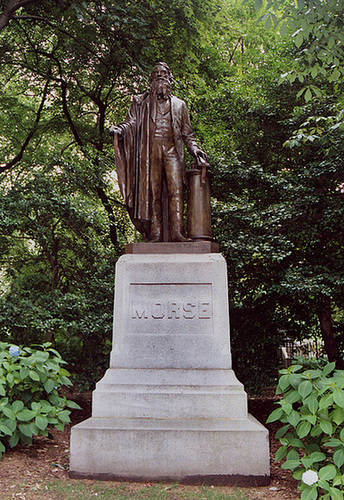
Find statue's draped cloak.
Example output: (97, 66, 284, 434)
(114, 92, 151, 239)
(113, 92, 198, 240)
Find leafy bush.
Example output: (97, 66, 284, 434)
(0, 342, 80, 458)
(292, 356, 328, 371)
(267, 361, 344, 500)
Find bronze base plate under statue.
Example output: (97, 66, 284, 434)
(126, 241, 219, 254)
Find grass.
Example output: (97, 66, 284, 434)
(3, 480, 251, 500)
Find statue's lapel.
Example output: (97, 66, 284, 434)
(171, 96, 176, 123)
(150, 96, 156, 123)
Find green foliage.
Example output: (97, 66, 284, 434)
(254, 0, 344, 94)
(0, 342, 80, 459)
(0, 165, 121, 387)
(268, 362, 344, 499)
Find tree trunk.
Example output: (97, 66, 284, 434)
(317, 297, 343, 368)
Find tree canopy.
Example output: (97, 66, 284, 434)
(0, 0, 343, 389)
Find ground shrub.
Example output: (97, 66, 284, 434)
(268, 360, 344, 500)
(0, 342, 80, 458)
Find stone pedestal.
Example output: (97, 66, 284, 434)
(70, 252, 270, 483)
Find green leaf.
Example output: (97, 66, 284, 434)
(275, 424, 290, 439)
(298, 380, 313, 398)
(287, 448, 300, 461)
(12, 401, 24, 413)
(319, 419, 333, 435)
(319, 393, 333, 410)
(284, 390, 302, 404)
(281, 459, 301, 470)
(278, 374, 291, 392)
(310, 424, 322, 437)
(288, 410, 301, 427)
(293, 468, 305, 480)
(333, 389, 344, 407)
(16, 409, 36, 422)
(323, 363, 336, 377)
(265, 15, 273, 31)
(19, 423, 33, 437)
(305, 88, 312, 102)
(34, 352, 50, 363)
(323, 438, 342, 447)
(333, 475, 344, 486)
(305, 414, 316, 425)
(317, 478, 330, 491)
(19, 433, 32, 445)
(66, 400, 81, 410)
(4, 418, 16, 433)
(275, 445, 288, 461)
(290, 374, 302, 388)
(0, 423, 12, 435)
(328, 487, 343, 500)
(333, 449, 344, 468)
(301, 456, 314, 469)
(319, 464, 337, 481)
(35, 415, 48, 431)
(281, 402, 292, 415)
(8, 432, 20, 448)
(20, 367, 30, 379)
(29, 370, 40, 382)
(295, 31, 304, 48)
(57, 410, 71, 423)
(267, 407, 283, 423)
(29, 422, 39, 436)
(310, 452, 326, 463)
(44, 379, 56, 394)
(297, 0, 305, 9)
(306, 443, 321, 454)
(311, 67, 318, 78)
(289, 437, 305, 448)
(340, 427, 344, 441)
(3, 408, 15, 420)
(279, 21, 288, 38)
(297, 420, 311, 439)
(301, 485, 318, 500)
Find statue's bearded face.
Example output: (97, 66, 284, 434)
(150, 64, 172, 100)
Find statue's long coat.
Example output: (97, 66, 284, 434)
(113, 92, 199, 239)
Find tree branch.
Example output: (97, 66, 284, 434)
(0, 78, 50, 174)
(0, 0, 38, 31)
(14, 14, 107, 66)
(60, 79, 83, 147)
(96, 185, 118, 247)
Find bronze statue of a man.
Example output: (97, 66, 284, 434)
(110, 62, 207, 242)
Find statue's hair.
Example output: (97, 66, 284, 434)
(149, 62, 174, 85)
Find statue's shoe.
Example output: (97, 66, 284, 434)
(171, 233, 192, 242)
(149, 234, 162, 242)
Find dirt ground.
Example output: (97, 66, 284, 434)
(0, 388, 300, 499)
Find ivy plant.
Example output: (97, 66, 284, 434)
(0, 342, 80, 458)
(267, 361, 344, 500)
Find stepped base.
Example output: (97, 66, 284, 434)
(69, 253, 270, 483)
(70, 415, 269, 484)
